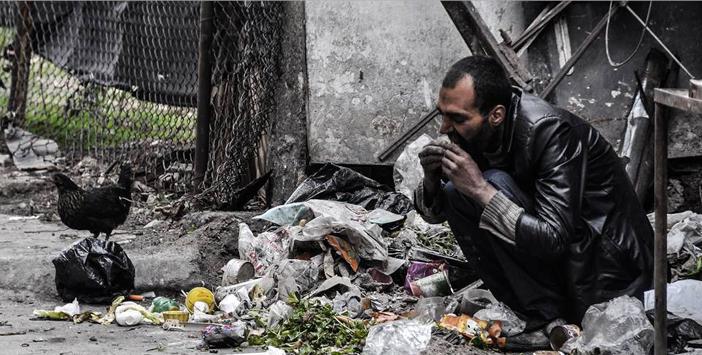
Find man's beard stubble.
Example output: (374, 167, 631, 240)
(447, 122, 498, 171)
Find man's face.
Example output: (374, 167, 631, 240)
(437, 75, 495, 155)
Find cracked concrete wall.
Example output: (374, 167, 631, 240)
(306, 1, 525, 165)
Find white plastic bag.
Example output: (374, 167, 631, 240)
(393, 134, 433, 200)
(645, 279, 702, 325)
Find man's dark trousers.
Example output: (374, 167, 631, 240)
(442, 169, 567, 330)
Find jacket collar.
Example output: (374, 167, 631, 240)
(483, 87, 522, 168)
(504, 87, 522, 154)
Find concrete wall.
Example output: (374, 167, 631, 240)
(305, 1, 526, 165)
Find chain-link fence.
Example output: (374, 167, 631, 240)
(0, 1, 283, 206)
(200, 1, 282, 208)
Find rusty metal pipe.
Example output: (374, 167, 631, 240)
(194, 1, 215, 188)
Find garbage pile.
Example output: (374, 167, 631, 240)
(31, 144, 702, 354)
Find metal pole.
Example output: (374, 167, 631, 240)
(194, 0, 214, 188)
(653, 101, 667, 355)
(8, 1, 32, 123)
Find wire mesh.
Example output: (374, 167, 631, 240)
(0, 1, 283, 204)
(198, 1, 282, 208)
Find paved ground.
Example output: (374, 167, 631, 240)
(0, 288, 202, 355)
(0, 214, 203, 298)
(0, 289, 287, 355)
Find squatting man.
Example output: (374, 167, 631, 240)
(415, 56, 654, 330)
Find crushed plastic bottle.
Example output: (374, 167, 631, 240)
(562, 296, 653, 355)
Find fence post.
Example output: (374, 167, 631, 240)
(8, 1, 32, 124)
(194, 0, 214, 188)
(266, 2, 309, 205)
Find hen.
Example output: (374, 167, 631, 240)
(53, 164, 133, 241)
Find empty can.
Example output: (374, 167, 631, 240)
(221, 258, 255, 286)
(409, 269, 452, 297)
(549, 324, 581, 350)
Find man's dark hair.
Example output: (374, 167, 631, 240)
(442, 56, 512, 116)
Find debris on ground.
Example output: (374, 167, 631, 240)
(248, 294, 368, 354)
(562, 296, 654, 355)
(285, 163, 414, 215)
(645, 279, 702, 326)
(363, 319, 433, 355)
(22, 159, 702, 355)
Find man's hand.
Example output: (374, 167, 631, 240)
(440, 143, 497, 206)
(418, 140, 447, 202)
(419, 143, 444, 184)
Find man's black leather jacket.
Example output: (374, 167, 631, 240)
(498, 90, 654, 321)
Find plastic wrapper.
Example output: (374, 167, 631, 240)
(333, 291, 363, 318)
(267, 300, 293, 327)
(438, 314, 506, 348)
(303, 215, 388, 262)
(563, 296, 653, 355)
(114, 302, 161, 326)
(413, 297, 446, 322)
(285, 163, 414, 215)
(214, 277, 275, 303)
(202, 322, 247, 348)
(238, 223, 292, 276)
(257, 199, 391, 263)
(219, 291, 250, 315)
(362, 320, 433, 355)
(52, 237, 135, 303)
(150, 297, 179, 313)
(33, 298, 81, 320)
(474, 302, 526, 337)
(271, 258, 321, 299)
(309, 276, 361, 298)
(54, 298, 80, 317)
(393, 134, 433, 200)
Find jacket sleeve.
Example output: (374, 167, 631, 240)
(514, 117, 585, 261)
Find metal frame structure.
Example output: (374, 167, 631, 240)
(653, 88, 702, 355)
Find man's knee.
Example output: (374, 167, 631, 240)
(483, 169, 534, 211)
(443, 181, 481, 218)
(483, 169, 516, 191)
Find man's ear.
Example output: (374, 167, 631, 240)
(488, 105, 506, 127)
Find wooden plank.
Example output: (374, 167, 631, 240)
(654, 88, 702, 114)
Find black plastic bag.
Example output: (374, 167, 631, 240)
(52, 238, 135, 303)
(646, 310, 702, 354)
(286, 163, 414, 215)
